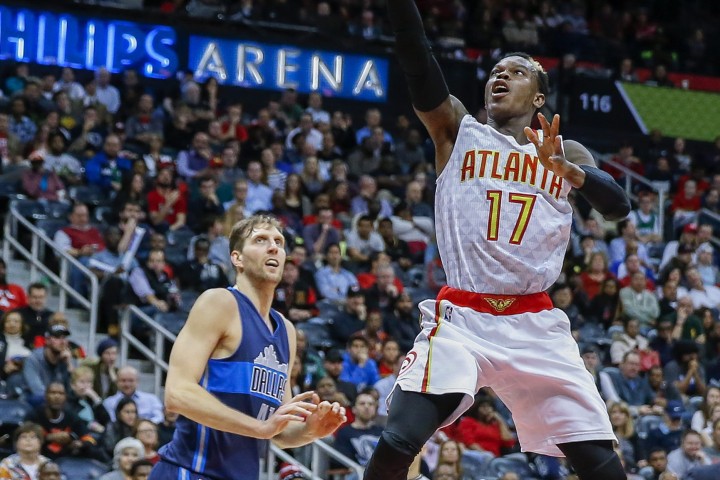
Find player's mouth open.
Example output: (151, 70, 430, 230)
(265, 259, 280, 267)
(491, 82, 510, 98)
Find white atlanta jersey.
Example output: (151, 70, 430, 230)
(436, 114, 573, 295)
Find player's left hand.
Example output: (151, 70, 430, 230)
(304, 394, 347, 438)
(524, 113, 576, 179)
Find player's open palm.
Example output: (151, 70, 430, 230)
(304, 397, 347, 438)
(260, 391, 318, 439)
(524, 113, 574, 179)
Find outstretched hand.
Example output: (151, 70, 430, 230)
(524, 113, 575, 179)
(303, 393, 347, 439)
(260, 391, 318, 439)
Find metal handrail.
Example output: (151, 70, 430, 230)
(2, 203, 100, 353)
(267, 445, 323, 480)
(268, 437, 364, 480)
(119, 305, 177, 397)
(592, 153, 668, 233)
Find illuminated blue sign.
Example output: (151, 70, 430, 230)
(0, 5, 177, 77)
(188, 35, 388, 102)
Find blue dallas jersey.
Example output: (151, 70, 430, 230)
(159, 287, 290, 480)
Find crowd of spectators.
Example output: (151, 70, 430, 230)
(0, 1, 719, 480)
(75, 0, 720, 77)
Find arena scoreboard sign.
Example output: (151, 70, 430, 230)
(0, 4, 389, 102)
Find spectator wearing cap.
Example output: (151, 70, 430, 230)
(21, 151, 66, 202)
(687, 267, 720, 310)
(187, 176, 224, 234)
(35, 312, 86, 360)
(278, 463, 307, 480)
(84, 134, 133, 192)
(103, 366, 164, 424)
(86, 338, 119, 399)
(696, 243, 719, 286)
(22, 323, 73, 405)
(644, 401, 687, 460)
(322, 350, 357, 405)
(660, 223, 699, 271)
(339, 334, 380, 391)
(667, 430, 711, 478)
(315, 243, 359, 303)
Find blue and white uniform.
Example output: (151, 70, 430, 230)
(150, 287, 290, 480)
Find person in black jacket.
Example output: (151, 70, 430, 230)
(383, 292, 420, 354)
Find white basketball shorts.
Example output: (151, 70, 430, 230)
(391, 286, 615, 457)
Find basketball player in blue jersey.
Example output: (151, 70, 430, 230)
(363, 2, 631, 480)
(150, 215, 346, 480)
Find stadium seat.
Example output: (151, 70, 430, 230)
(11, 199, 48, 221)
(0, 180, 18, 198)
(167, 229, 195, 249)
(46, 201, 72, 219)
(297, 322, 332, 350)
(55, 457, 109, 479)
(36, 219, 67, 239)
(635, 415, 663, 440)
(180, 290, 200, 312)
(487, 454, 539, 479)
(0, 398, 32, 425)
(155, 311, 188, 335)
(68, 185, 108, 207)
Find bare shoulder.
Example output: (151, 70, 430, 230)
(562, 139, 596, 167)
(417, 95, 469, 174)
(282, 316, 296, 340)
(188, 288, 237, 322)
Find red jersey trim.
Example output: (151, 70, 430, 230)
(436, 286, 552, 315)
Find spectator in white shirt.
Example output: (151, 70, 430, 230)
(346, 215, 385, 268)
(53, 67, 86, 102)
(305, 92, 331, 125)
(687, 267, 720, 309)
(95, 68, 121, 115)
(103, 366, 164, 424)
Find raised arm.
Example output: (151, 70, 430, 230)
(164, 289, 317, 440)
(525, 113, 631, 221)
(387, 0, 467, 174)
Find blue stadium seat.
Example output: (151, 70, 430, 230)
(155, 311, 188, 335)
(0, 180, 18, 198)
(68, 185, 108, 207)
(0, 398, 32, 426)
(487, 454, 539, 479)
(46, 201, 72, 220)
(36, 219, 67, 239)
(55, 457, 109, 479)
(180, 290, 200, 312)
(297, 322, 332, 350)
(11, 199, 48, 221)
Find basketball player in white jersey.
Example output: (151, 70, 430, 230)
(363, 2, 631, 480)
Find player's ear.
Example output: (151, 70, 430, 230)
(230, 250, 243, 269)
(533, 92, 545, 109)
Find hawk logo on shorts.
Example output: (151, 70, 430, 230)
(484, 297, 515, 312)
(398, 351, 417, 377)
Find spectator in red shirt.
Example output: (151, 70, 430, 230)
(147, 166, 188, 233)
(0, 259, 28, 312)
(671, 179, 702, 231)
(447, 396, 516, 458)
(219, 103, 249, 143)
(603, 142, 645, 181)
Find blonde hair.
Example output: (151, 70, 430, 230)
(228, 214, 282, 255)
(608, 401, 635, 438)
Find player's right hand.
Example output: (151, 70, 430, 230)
(259, 391, 318, 439)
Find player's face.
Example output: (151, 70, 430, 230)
(238, 226, 286, 285)
(485, 56, 544, 121)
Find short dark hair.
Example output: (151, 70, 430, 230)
(130, 458, 154, 476)
(27, 282, 47, 294)
(500, 52, 549, 96)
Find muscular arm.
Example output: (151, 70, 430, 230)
(164, 289, 272, 438)
(387, 0, 467, 174)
